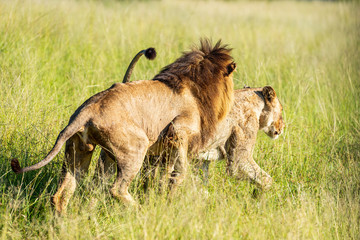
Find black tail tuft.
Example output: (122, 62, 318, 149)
(11, 158, 22, 174)
(145, 48, 156, 60)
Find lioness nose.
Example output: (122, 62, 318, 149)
(274, 131, 279, 135)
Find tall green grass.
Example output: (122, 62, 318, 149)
(1, 0, 359, 239)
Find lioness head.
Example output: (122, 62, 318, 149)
(259, 86, 285, 139)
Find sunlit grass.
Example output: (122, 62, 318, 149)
(0, 0, 359, 239)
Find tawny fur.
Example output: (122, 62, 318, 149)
(97, 86, 285, 191)
(153, 39, 235, 150)
(10, 39, 235, 214)
(196, 86, 285, 190)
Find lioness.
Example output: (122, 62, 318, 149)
(11, 39, 236, 213)
(97, 86, 284, 191)
(196, 86, 284, 190)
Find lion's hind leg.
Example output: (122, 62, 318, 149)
(51, 134, 95, 214)
(108, 132, 149, 206)
(109, 151, 148, 205)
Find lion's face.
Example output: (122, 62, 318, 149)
(260, 86, 285, 140)
(262, 99, 284, 139)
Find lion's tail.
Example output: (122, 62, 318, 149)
(11, 109, 91, 174)
(122, 48, 156, 83)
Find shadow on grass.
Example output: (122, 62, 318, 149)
(333, 132, 360, 198)
(0, 142, 61, 220)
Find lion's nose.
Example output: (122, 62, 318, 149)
(274, 131, 279, 135)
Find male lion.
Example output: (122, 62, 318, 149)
(11, 39, 236, 213)
(97, 86, 284, 191)
(97, 49, 284, 191)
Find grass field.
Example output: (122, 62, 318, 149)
(1, 0, 359, 239)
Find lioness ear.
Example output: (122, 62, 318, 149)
(226, 62, 236, 76)
(262, 86, 276, 103)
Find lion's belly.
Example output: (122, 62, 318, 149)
(194, 116, 233, 160)
(195, 133, 229, 161)
(197, 148, 223, 161)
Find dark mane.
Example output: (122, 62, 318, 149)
(153, 39, 233, 93)
(154, 39, 235, 151)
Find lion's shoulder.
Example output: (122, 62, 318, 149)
(153, 39, 236, 151)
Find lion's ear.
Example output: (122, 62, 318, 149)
(262, 86, 276, 103)
(226, 62, 236, 76)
